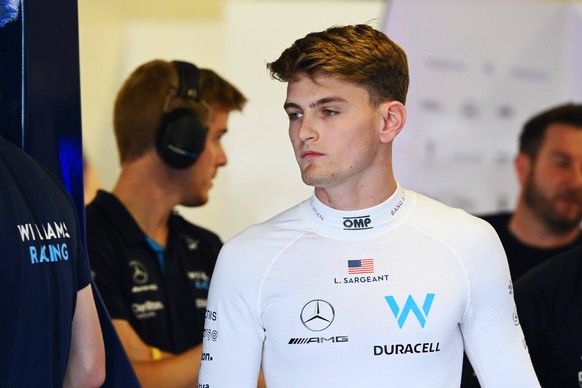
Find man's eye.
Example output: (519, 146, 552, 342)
(323, 109, 337, 117)
(288, 112, 303, 120)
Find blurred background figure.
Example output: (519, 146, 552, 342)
(479, 103, 582, 280)
(514, 244, 582, 388)
(85, 59, 246, 387)
(462, 102, 582, 387)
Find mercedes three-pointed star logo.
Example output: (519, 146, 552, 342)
(129, 260, 148, 284)
(300, 299, 335, 332)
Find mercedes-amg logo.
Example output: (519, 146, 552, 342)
(129, 260, 148, 284)
(300, 299, 335, 332)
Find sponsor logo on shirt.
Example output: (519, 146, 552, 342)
(128, 260, 158, 293)
(300, 299, 335, 331)
(342, 215, 372, 230)
(205, 309, 217, 321)
(182, 235, 199, 250)
(203, 328, 219, 341)
(17, 221, 72, 265)
(384, 293, 435, 329)
(131, 284, 159, 293)
(390, 191, 406, 216)
(132, 300, 164, 319)
(376, 293, 440, 357)
(288, 336, 349, 344)
(129, 260, 149, 284)
(309, 198, 324, 221)
(196, 298, 207, 309)
(373, 342, 441, 356)
(189, 271, 210, 289)
(513, 307, 520, 326)
(288, 299, 349, 345)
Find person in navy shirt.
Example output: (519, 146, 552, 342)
(514, 244, 582, 387)
(0, 136, 105, 387)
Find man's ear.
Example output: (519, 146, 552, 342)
(379, 101, 406, 144)
(514, 152, 532, 185)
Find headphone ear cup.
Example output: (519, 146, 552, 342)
(156, 107, 208, 169)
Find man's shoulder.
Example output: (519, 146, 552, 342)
(170, 212, 222, 244)
(475, 211, 512, 230)
(411, 192, 497, 236)
(85, 191, 143, 244)
(519, 244, 582, 287)
(477, 211, 512, 223)
(0, 137, 71, 202)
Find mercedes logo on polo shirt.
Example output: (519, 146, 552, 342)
(300, 299, 335, 331)
(129, 260, 148, 284)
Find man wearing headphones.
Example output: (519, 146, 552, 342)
(85, 59, 246, 386)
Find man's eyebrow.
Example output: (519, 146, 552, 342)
(309, 97, 347, 108)
(283, 97, 347, 111)
(283, 102, 301, 111)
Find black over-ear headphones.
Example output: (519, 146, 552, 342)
(156, 60, 208, 169)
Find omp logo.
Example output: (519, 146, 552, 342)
(342, 215, 372, 230)
(385, 293, 435, 329)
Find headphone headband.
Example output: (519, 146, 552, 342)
(172, 60, 201, 101)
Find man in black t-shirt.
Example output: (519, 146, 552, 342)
(514, 244, 582, 387)
(462, 103, 582, 387)
(86, 59, 247, 387)
(479, 211, 582, 280)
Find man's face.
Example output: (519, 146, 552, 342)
(179, 105, 230, 206)
(521, 123, 582, 233)
(284, 73, 386, 192)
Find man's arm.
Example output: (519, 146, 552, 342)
(460, 221, 540, 386)
(112, 319, 202, 387)
(198, 242, 265, 387)
(113, 319, 266, 388)
(63, 284, 106, 388)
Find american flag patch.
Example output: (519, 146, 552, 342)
(348, 258, 374, 274)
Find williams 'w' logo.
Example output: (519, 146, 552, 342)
(384, 293, 435, 329)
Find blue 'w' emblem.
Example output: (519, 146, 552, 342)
(385, 293, 435, 328)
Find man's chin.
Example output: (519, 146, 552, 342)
(181, 196, 208, 208)
(548, 213, 582, 233)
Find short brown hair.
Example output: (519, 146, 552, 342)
(519, 103, 582, 159)
(267, 24, 409, 106)
(113, 60, 247, 163)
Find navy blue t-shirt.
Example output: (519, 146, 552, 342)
(515, 244, 582, 388)
(86, 190, 220, 354)
(0, 136, 92, 386)
(480, 212, 582, 280)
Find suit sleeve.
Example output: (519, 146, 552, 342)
(459, 222, 540, 387)
(198, 239, 265, 387)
